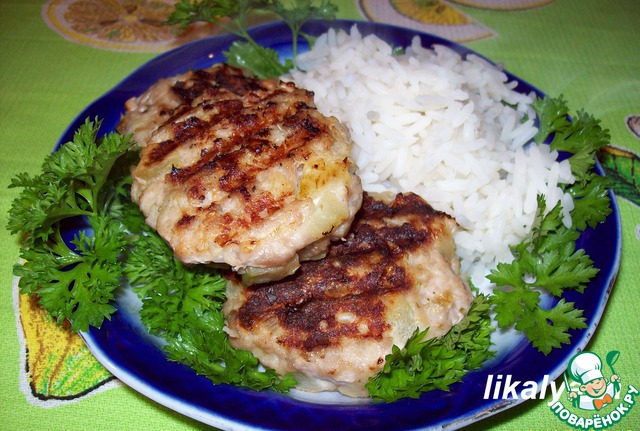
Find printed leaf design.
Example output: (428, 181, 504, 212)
(17, 290, 116, 402)
(597, 145, 640, 206)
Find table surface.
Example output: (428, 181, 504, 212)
(1, 1, 639, 430)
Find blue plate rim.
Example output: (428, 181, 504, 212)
(57, 19, 623, 431)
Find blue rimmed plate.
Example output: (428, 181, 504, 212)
(58, 19, 621, 431)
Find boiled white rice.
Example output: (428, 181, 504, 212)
(287, 26, 575, 284)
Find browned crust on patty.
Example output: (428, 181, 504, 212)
(227, 192, 457, 352)
(119, 64, 363, 278)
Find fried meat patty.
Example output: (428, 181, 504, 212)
(223, 192, 473, 397)
(118, 64, 363, 283)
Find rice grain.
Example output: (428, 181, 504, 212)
(288, 26, 574, 282)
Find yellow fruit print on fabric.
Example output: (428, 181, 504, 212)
(358, 0, 556, 42)
(42, 0, 225, 52)
(14, 279, 118, 405)
(63, 0, 175, 43)
(391, 0, 473, 25)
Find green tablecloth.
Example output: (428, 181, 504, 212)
(1, 1, 638, 430)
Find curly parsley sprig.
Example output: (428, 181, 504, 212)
(8, 119, 134, 332)
(124, 208, 297, 392)
(166, 0, 338, 79)
(7, 117, 295, 392)
(366, 293, 495, 402)
(6, 98, 613, 397)
(487, 96, 612, 355)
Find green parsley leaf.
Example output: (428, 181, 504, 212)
(224, 40, 293, 79)
(366, 293, 494, 402)
(515, 299, 587, 355)
(533, 95, 570, 146)
(166, 0, 260, 31)
(491, 288, 540, 328)
(8, 119, 134, 332)
(567, 172, 611, 231)
(262, 0, 338, 61)
(125, 219, 297, 392)
(166, 0, 338, 78)
(488, 96, 611, 354)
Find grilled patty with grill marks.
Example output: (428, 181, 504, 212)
(223, 192, 473, 397)
(118, 64, 363, 284)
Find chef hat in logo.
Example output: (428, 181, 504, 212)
(569, 352, 604, 384)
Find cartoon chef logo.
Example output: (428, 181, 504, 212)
(565, 351, 621, 411)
